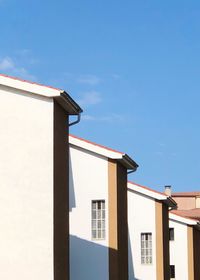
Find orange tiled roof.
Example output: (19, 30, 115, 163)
(171, 209, 200, 221)
(69, 134, 124, 155)
(0, 73, 61, 91)
(128, 181, 168, 197)
(172, 192, 200, 197)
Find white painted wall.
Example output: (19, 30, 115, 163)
(0, 87, 54, 280)
(69, 145, 109, 280)
(169, 219, 188, 280)
(128, 190, 157, 280)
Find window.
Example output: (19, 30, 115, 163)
(170, 265, 175, 278)
(141, 233, 152, 264)
(169, 228, 174, 241)
(91, 200, 105, 240)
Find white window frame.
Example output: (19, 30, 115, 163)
(91, 200, 105, 240)
(141, 232, 152, 264)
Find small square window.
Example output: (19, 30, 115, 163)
(170, 265, 175, 278)
(169, 228, 174, 241)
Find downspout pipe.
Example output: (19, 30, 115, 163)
(69, 113, 81, 127)
(127, 169, 136, 174)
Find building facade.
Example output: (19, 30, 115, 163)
(69, 134, 138, 280)
(169, 212, 200, 280)
(0, 74, 82, 280)
(172, 192, 200, 210)
(128, 182, 176, 280)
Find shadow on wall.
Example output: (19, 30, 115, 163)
(69, 153, 76, 211)
(70, 234, 141, 280)
(70, 235, 109, 280)
(128, 231, 141, 280)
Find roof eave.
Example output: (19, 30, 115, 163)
(194, 223, 200, 230)
(169, 213, 196, 225)
(55, 92, 83, 115)
(164, 197, 177, 209)
(120, 154, 139, 171)
(0, 74, 83, 115)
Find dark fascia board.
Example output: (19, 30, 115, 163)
(194, 223, 200, 230)
(55, 92, 83, 115)
(164, 197, 177, 209)
(119, 154, 139, 172)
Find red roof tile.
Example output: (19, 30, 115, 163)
(0, 73, 61, 92)
(69, 134, 124, 155)
(171, 209, 200, 221)
(172, 192, 200, 197)
(128, 181, 168, 197)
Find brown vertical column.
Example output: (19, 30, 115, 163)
(155, 202, 170, 280)
(117, 163, 128, 280)
(54, 101, 69, 280)
(162, 204, 170, 280)
(155, 201, 164, 280)
(108, 159, 118, 280)
(108, 159, 128, 280)
(188, 226, 194, 280)
(193, 227, 200, 280)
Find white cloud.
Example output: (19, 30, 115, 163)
(111, 74, 120, 80)
(13, 67, 37, 81)
(82, 113, 125, 123)
(0, 57, 15, 71)
(15, 49, 39, 65)
(77, 75, 101, 85)
(81, 115, 96, 121)
(77, 91, 102, 107)
(156, 151, 164, 156)
(0, 56, 37, 81)
(158, 143, 165, 147)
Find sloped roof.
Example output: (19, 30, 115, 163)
(169, 211, 199, 225)
(69, 134, 138, 171)
(0, 73, 82, 114)
(171, 208, 200, 221)
(128, 181, 176, 208)
(172, 191, 200, 197)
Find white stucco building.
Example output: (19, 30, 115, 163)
(128, 182, 176, 280)
(169, 212, 200, 280)
(0, 74, 82, 280)
(69, 134, 138, 280)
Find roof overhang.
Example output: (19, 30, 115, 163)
(165, 197, 177, 209)
(55, 92, 82, 115)
(169, 212, 199, 226)
(128, 181, 177, 208)
(118, 154, 138, 171)
(0, 74, 82, 115)
(69, 135, 138, 171)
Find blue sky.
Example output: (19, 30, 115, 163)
(1, 0, 200, 192)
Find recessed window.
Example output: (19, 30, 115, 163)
(91, 200, 105, 240)
(169, 228, 174, 241)
(141, 233, 152, 264)
(170, 265, 175, 278)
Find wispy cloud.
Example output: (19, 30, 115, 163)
(158, 143, 165, 147)
(0, 57, 14, 71)
(77, 91, 102, 107)
(111, 74, 120, 80)
(0, 56, 37, 81)
(77, 74, 101, 85)
(82, 113, 125, 123)
(156, 151, 164, 156)
(15, 49, 39, 65)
